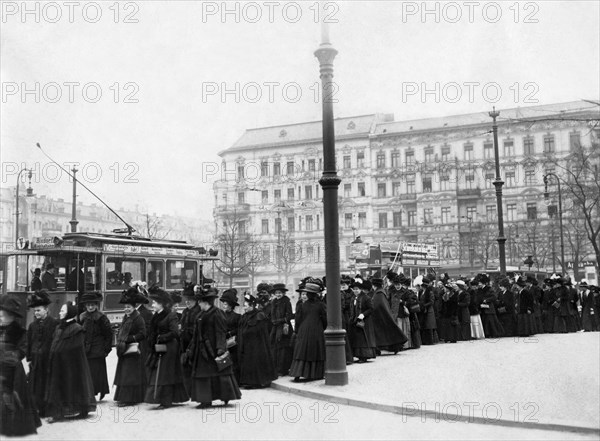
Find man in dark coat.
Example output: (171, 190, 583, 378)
(41, 264, 57, 291)
(370, 278, 407, 353)
(30, 269, 42, 291)
(26, 290, 59, 417)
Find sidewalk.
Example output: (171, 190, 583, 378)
(272, 332, 600, 434)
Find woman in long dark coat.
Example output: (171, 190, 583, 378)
(79, 292, 112, 401)
(391, 276, 412, 349)
(371, 278, 407, 353)
(0, 296, 41, 436)
(456, 281, 471, 341)
(45, 302, 96, 423)
(340, 276, 356, 363)
(188, 288, 241, 408)
(516, 281, 536, 337)
(496, 279, 517, 337)
(26, 290, 59, 417)
(269, 283, 293, 376)
(238, 294, 276, 388)
(553, 279, 577, 333)
(418, 276, 439, 345)
(289, 283, 328, 380)
(469, 281, 485, 339)
(349, 279, 377, 362)
(439, 284, 460, 343)
(180, 285, 202, 394)
(579, 282, 599, 332)
(144, 288, 188, 409)
(114, 288, 148, 405)
(477, 274, 504, 338)
(220, 289, 241, 382)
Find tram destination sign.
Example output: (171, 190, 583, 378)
(103, 244, 200, 257)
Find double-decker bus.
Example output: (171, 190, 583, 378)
(2, 232, 218, 330)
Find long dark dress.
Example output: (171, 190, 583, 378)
(27, 315, 59, 417)
(496, 288, 517, 337)
(144, 309, 189, 406)
(269, 296, 293, 376)
(341, 289, 356, 363)
(371, 288, 407, 352)
(457, 289, 471, 341)
(188, 306, 241, 404)
(0, 321, 41, 436)
(553, 285, 577, 333)
(289, 298, 327, 379)
(418, 286, 439, 345)
(349, 292, 377, 360)
(516, 287, 536, 336)
(45, 319, 96, 418)
(404, 289, 422, 348)
(80, 310, 112, 397)
(479, 286, 504, 338)
(114, 310, 147, 403)
(581, 289, 599, 331)
(439, 290, 460, 343)
(392, 286, 412, 350)
(223, 309, 241, 382)
(542, 286, 557, 333)
(531, 285, 544, 334)
(238, 309, 276, 387)
(180, 304, 201, 393)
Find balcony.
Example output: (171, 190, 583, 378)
(457, 188, 481, 199)
(398, 193, 417, 201)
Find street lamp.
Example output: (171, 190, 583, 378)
(489, 107, 507, 275)
(460, 215, 475, 274)
(272, 201, 290, 282)
(544, 173, 566, 274)
(14, 168, 34, 290)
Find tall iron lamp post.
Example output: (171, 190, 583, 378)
(14, 168, 34, 290)
(489, 107, 507, 275)
(315, 19, 348, 385)
(544, 173, 566, 274)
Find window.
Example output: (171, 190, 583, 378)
(377, 183, 386, 197)
(503, 139, 514, 157)
(391, 151, 400, 168)
(524, 170, 536, 185)
(406, 150, 415, 164)
(486, 205, 496, 221)
(506, 203, 517, 221)
(466, 206, 477, 220)
(237, 165, 244, 180)
(505, 170, 516, 187)
(440, 172, 451, 191)
(274, 189, 281, 202)
(308, 159, 316, 171)
(464, 143, 473, 160)
(357, 152, 365, 168)
(261, 161, 269, 177)
(358, 212, 367, 228)
(407, 180, 415, 194)
(273, 162, 281, 176)
(287, 161, 294, 175)
(238, 220, 246, 235)
(543, 135, 555, 153)
(423, 174, 433, 192)
(379, 212, 388, 228)
(166, 260, 197, 290)
(344, 213, 353, 228)
(343, 155, 351, 169)
(547, 205, 557, 218)
(358, 182, 366, 197)
(261, 219, 269, 234)
(318, 158, 322, 170)
(261, 190, 269, 204)
(147, 261, 164, 288)
(465, 169, 475, 188)
(570, 132, 581, 150)
(425, 147, 434, 163)
(392, 181, 401, 196)
(262, 247, 270, 263)
(306, 215, 314, 231)
(408, 210, 416, 226)
(393, 211, 402, 227)
(306, 245, 314, 262)
(305, 185, 313, 200)
(527, 202, 537, 220)
(275, 218, 281, 233)
(316, 215, 320, 230)
(523, 136, 534, 155)
(441, 207, 451, 224)
(238, 192, 245, 204)
(287, 187, 294, 201)
(423, 208, 433, 224)
(484, 141, 494, 159)
(343, 183, 351, 198)
(377, 152, 386, 169)
(485, 171, 495, 188)
(287, 216, 295, 231)
(441, 147, 450, 162)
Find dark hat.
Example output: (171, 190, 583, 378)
(257, 282, 272, 293)
(362, 280, 373, 291)
(371, 277, 383, 287)
(578, 280, 589, 288)
(148, 286, 173, 306)
(197, 287, 219, 302)
(475, 273, 490, 285)
(33, 268, 41, 275)
(171, 291, 182, 304)
(0, 296, 23, 318)
(28, 290, 51, 308)
(350, 276, 364, 289)
(525, 275, 537, 285)
(80, 292, 102, 304)
(220, 289, 239, 306)
(299, 282, 323, 296)
(271, 283, 288, 293)
(244, 293, 259, 306)
(421, 275, 433, 286)
(340, 275, 353, 285)
(119, 287, 149, 305)
(182, 283, 198, 299)
(64, 301, 78, 320)
(498, 278, 511, 289)
(515, 277, 527, 287)
(46, 263, 55, 270)
(386, 271, 398, 281)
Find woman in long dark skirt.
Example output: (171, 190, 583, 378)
(439, 284, 460, 343)
(579, 282, 599, 331)
(476, 274, 504, 338)
(289, 283, 328, 380)
(79, 292, 112, 401)
(456, 281, 471, 341)
(238, 294, 276, 388)
(0, 296, 41, 436)
(349, 278, 377, 362)
(496, 279, 517, 337)
(144, 288, 188, 409)
(516, 281, 536, 337)
(269, 283, 293, 376)
(220, 289, 241, 382)
(180, 285, 202, 394)
(371, 278, 407, 353)
(114, 288, 148, 405)
(188, 288, 241, 408)
(418, 276, 439, 345)
(340, 276, 356, 363)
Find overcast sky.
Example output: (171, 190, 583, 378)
(2, 1, 599, 220)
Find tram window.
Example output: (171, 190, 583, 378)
(148, 260, 164, 288)
(105, 257, 145, 290)
(166, 260, 197, 289)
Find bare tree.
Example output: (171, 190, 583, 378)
(240, 236, 265, 293)
(139, 213, 171, 240)
(472, 228, 497, 271)
(563, 217, 593, 279)
(214, 209, 254, 289)
(519, 219, 553, 271)
(274, 229, 307, 285)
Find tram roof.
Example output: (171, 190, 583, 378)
(63, 232, 196, 249)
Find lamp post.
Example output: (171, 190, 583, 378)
(489, 107, 507, 275)
(315, 18, 348, 385)
(69, 166, 79, 232)
(272, 201, 289, 282)
(544, 173, 565, 274)
(461, 215, 474, 274)
(14, 168, 34, 290)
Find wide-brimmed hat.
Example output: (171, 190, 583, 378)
(220, 288, 239, 306)
(578, 280, 589, 288)
(515, 276, 527, 287)
(182, 283, 198, 299)
(197, 287, 219, 302)
(525, 275, 537, 285)
(149, 286, 173, 306)
(270, 283, 288, 293)
(171, 291, 182, 304)
(455, 280, 467, 289)
(0, 296, 23, 318)
(28, 290, 51, 308)
(80, 292, 103, 304)
(256, 282, 272, 293)
(340, 275, 353, 285)
(244, 293, 259, 306)
(299, 282, 323, 296)
(119, 287, 149, 305)
(370, 277, 383, 287)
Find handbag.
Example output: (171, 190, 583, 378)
(409, 304, 420, 313)
(154, 343, 168, 353)
(282, 323, 290, 335)
(552, 300, 561, 309)
(215, 351, 233, 372)
(226, 336, 237, 349)
(123, 342, 140, 356)
(497, 307, 507, 314)
(355, 319, 365, 328)
(480, 303, 490, 309)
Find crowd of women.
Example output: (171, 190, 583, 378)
(1, 271, 598, 436)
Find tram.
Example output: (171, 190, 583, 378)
(2, 232, 218, 329)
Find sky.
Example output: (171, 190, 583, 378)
(1, 1, 599, 219)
